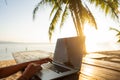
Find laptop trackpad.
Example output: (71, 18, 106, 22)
(41, 63, 70, 73)
(49, 64, 70, 73)
(37, 68, 60, 80)
(37, 63, 70, 79)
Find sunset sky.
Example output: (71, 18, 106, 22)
(0, 0, 120, 51)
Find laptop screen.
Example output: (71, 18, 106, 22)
(53, 36, 83, 69)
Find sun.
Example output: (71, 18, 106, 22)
(83, 23, 100, 52)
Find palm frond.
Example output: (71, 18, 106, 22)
(68, 0, 84, 35)
(105, 4, 110, 15)
(110, 27, 120, 42)
(117, 39, 120, 42)
(84, 3, 97, 29)
(50, 5, 58, 19)
(89, 0, 119, 19)
(116, 32, 120, 36)
(60, 4, 69, 28)
(33, 0, 56, 20)
(33, 1, 44, 20)
(49, 0, 62, 19)
(110, 27, 120, 32)
(77, 1, 97, 29)
(48, 7, 62, 40)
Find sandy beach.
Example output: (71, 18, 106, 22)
(0, 60, 21, 80)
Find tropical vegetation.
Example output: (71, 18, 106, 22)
(110, 27, 120, 42)
(33, 0, 120, 55)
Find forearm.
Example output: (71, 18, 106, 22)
(0, 58, 52, 79)
(0, 62, 29, 79)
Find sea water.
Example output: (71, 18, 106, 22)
(0, 42, 120, 61)
(0, 42, 55, 61)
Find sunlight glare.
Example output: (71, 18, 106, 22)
(84, 23, 116, 52)
(82, 57, 95, 75)
(84, 23, 99, 52)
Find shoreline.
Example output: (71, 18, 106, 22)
(0, 50, 120, 61)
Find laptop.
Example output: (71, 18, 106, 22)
(36, 36, 83, 80)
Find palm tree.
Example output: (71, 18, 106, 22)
(110, 27, 120, 42)
(33, 0, 119, 55)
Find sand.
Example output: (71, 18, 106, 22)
(0, 60, 21, 80)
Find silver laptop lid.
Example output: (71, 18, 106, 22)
(53, 36, 83, 70)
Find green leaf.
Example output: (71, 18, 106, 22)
(48, 7, 62, 40)
(60, 5, 69, 28)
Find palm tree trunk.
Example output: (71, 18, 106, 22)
(69, 0, 86, 56)
(73, 11, 86, 56)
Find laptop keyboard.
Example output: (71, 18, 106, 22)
(42, 63, 70, 74)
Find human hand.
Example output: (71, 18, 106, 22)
(34, 58, 52, 65)
(41, 58, 52, 63)
(18, 63, 42, 80)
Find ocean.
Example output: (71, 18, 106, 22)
(0, 42, 55, 61)
(86, 42, 120, 52)
(0, 42, 120, 61)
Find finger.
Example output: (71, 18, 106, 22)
(36, 66, 42, 71)
(36, 58, 53, 65)
(35, 66, 42, 74)
(41, 58, 51, 62)
(48, 58, 53, 62)
(43, 58, 52, 62)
